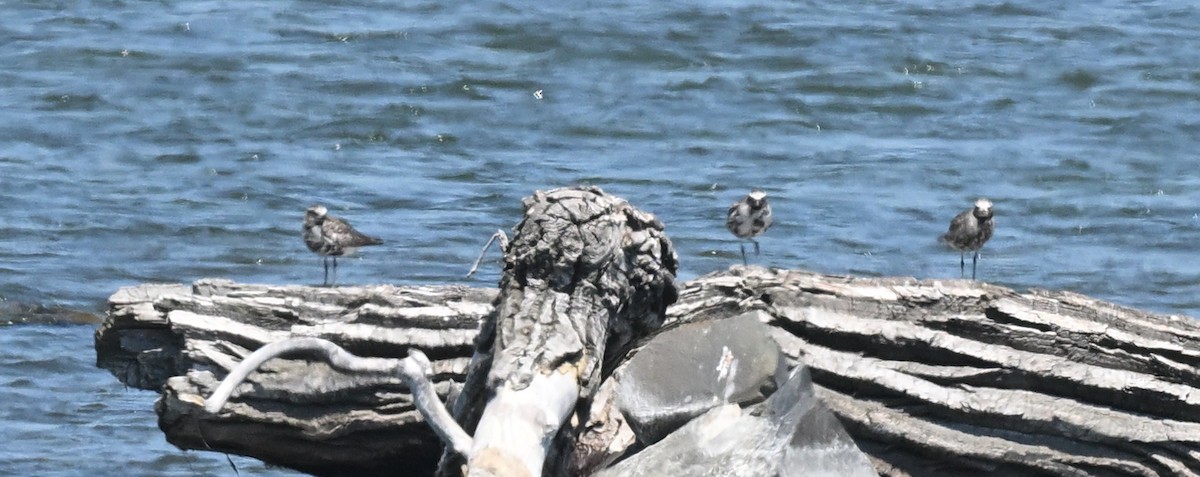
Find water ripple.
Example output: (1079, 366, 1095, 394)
(2, 0, 1200, 472)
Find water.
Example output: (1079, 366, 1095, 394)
(1, 1, 1197, 475)
(0, 325, 302, 476)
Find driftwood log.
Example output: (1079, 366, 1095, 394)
(96, 279, 494, 475)
(676, 269, 1200, 476)
(95, 194, 1200, 476)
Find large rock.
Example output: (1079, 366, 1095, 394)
(772, 368, 877, 477)
(598, 365, 877, 477)
(615, 311, 783, 444)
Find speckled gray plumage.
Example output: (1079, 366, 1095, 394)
(726, 190, 772, 239)
(726, 189, 772, 264)
(303, 205, 382, 285)
(304, 206, 383, 256)
(941, 199, 994, 279)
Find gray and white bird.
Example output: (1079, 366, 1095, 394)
(303, 204, 383, 286)
(726, 189, 773, 265)
(941, 198, 994, 280)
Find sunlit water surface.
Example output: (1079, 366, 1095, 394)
(1, 1, 1198, 474)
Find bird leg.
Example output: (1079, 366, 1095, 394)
(959, 252, 966, 279)
(972, 251, 979, 280)
(753, 239, 761, 256)
(740, 242, 748, 266)
(331, 257, 338, 287)
(322, 257, 329, 286)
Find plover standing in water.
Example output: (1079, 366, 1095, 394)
(303, 205, 383, 286)
(941, 198, 994, 280)
(726, 189, 773, 265)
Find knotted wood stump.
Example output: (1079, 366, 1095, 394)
(440, 186, 678, 476)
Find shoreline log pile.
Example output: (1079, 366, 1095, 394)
(95, 187, 1200, 477)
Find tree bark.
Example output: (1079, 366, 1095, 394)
(440, 186, 679, 477)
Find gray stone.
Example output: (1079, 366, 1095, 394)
(598, 365, 877, 477)
(615, 311, 783, 444)
(770, 367, 877, 477)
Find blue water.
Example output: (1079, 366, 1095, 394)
(1, 1, 1198, 475)
(0, 325, 301, 476)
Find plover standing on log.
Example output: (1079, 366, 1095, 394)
(941, 198, 994, 280)
(726, 189, 773, 265)
(303, 205, 383, 286)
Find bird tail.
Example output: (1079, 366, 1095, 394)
(350, 234, 384, 247)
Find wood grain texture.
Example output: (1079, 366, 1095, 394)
(96, 267, 1200, 476)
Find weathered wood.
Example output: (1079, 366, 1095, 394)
(174, 186, 680, 477)
(441, 186, 679, 476)
(202, 338, 473, 457)
(671, 267, 1200, 477)
(96, 253, 1200, 474)
(97, 268, 1200, 476)
(97, 279, 495, 476)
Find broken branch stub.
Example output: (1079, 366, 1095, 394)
(466, 229, 509, 279)
(444, 186, 679, 476)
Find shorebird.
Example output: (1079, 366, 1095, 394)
(941, 198, 994, 280)
(303, 205, 383, 286)
(726, 189, 773, 265)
